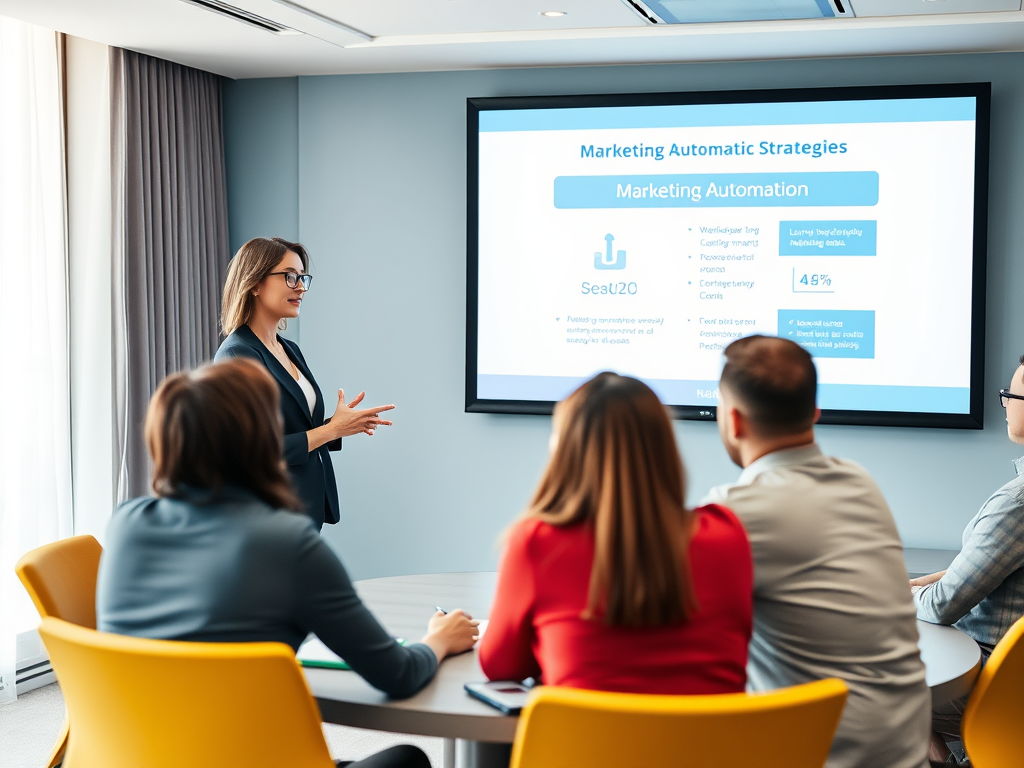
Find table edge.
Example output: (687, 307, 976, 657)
(316, 697, 519, 743)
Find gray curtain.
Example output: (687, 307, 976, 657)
(110, 48, 229, 502)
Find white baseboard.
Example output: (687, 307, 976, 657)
(17, 667, 55, 694)
(16, 629, 54, 695)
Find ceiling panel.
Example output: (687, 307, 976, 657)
(2, 0, 1024, 78)
(282, 0, 645, 37)
(850, 0, 1020, 16)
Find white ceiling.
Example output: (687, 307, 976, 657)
(2, 0, 1024, 79)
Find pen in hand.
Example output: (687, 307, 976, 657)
(422, 606, 479, 662)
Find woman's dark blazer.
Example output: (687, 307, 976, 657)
(215, 325, 341, 526)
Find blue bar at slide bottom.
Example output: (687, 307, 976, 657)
(554, 173, 879, 209)
(477, 374, 969, 414)
(478, 374, 722, 405)
(779, 220, 877, 256)
(779, 309, 875, 358)
(818, 384, 969, 413)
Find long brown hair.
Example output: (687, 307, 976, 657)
(145, 359, 301, 511)
(220, 237, 309, 337)
(527, 373, 697, 627)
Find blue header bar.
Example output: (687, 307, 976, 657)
(554, 172, 879, 209)
(479, 97, 976, 133)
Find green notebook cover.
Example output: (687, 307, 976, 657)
(298, 637, 407, 671)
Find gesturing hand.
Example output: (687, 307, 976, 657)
(328, 389, 395, 438)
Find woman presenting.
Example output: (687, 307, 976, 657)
(216, 237, 392, 529)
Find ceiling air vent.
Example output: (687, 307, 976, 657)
(622, 0, 853, 24)
(622, 0, 663, 23)
(179, 0, 301, 34)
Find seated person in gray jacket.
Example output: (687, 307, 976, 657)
(97, 358, 479, 768)
(912, 355, 1024, 762)
(705, 336, 930, 768)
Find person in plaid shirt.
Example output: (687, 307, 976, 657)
(912, 355, 1024, 764)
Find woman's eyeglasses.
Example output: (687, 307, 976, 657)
(267, 271, 312, 290)
(999, 389, 1024, 408)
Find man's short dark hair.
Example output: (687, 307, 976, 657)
(720, 335, 817, 436)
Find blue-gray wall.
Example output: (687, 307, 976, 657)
(223, 54, 1024, 581)
(223, 77, 299, 246)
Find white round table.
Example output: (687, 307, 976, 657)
(305, 571, 981, 768)
(306, 572, 508, 768)
(917, 619, 981, 707)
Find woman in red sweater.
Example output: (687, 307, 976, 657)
(478, 373, 753, 694)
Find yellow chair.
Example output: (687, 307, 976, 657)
(15, 534, 104, 768)
(37, 617, 335, 768)
(509, 679, 849, 768)
(961, 615, 1024, 768)
(15, 534, 103, 630)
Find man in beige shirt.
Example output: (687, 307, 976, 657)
(705, 335, 930, 768)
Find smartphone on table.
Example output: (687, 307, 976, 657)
(464, 680, 533, 715)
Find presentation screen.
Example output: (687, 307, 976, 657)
(466, 84, 989, 428)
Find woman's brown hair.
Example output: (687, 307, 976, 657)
(220, 237, 309, 337)
(145, 358, 301, 511)
(526, 372, 697, 627)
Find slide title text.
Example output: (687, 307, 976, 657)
(581, 140, 849, 161)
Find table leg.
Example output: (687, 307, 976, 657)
(455, 739, 512, 768)
(443, 738, 456, 768)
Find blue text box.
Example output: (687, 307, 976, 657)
(779, 220, 877, 255)
(779, 309, 875, 358)
(554, 172, 878, 209)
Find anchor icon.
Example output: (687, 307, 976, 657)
(594, 234, 626, 270)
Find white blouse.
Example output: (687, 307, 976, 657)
(296, 369, 317, 417)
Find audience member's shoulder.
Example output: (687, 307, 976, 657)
(979, 472, 1024, 513)
(214, 500, 325, 562)
(695, 502, 743, 527)
(111, 492, 317, 545)
(693, 503, 748, 542)
(107, 496, 160, 535)
(817, 455, 890, 497)
(247, 504, 321, 542)
(821, 453, 872, 476)
(504, 515, 573, 555)
(113, 495, 158, 517)
(703, 480, 740, 506)
(506, 516, 545, 544)
(703, 470, 815, 525)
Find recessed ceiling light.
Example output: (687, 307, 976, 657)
(540, 11, 567, 17)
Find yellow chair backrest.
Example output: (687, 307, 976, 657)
(962, 615, 1024, 768)
(15, 534, 104, 768)
(15, 534, 103, 629)
(37, 617, 336, 768)
(509, 679, 848, 768)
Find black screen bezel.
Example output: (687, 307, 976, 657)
(466, 82, 990, 429)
